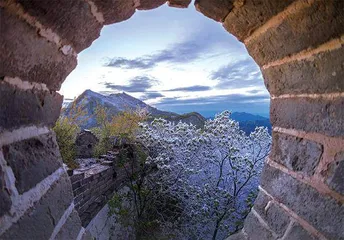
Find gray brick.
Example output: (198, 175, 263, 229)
(253, 190, 272, 217)
(0, 82, 63, 132)
(260, 164, 344, 239)
(271, 97, 344, 137)
(271, 132, 323, 176)
(1, 173, 74, 240)
(18, 0, 103, 53)
(0, 165, 12, 217)
(0, 9, 77, 91)
(2, 132, 62, 194)
(283, 222, 316, 240)
(326, 151, 344, 195)
(246, 1, 344, 66)
(243, 212, 276, 240)
(263, 203, 290, 237)
(55, 209, 82, 240)
(263, 46, 344, 96)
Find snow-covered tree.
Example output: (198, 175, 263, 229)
(110, 111, 271, 239)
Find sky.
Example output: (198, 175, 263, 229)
(59, 3, 270, 118)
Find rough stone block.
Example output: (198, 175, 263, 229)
(2, 132, 63, 194)
(81, 230, 93, 240)
(223, 0, 295, 41)
(55, 209, 82, 240)
(246, 1, 344, 65)
(271, 132, 323, 176)
(72, 180, 82, 190)
(225, 230, 248, 240)
(91, 0, 135, 25)
(260, 164, 344, 239)
(253, 190, 272, 217)
(70, 172, 85, 183)
(0, 9, 77, 91)
(262, 203, 290, 237)
(1, 173, 74, 240)
(283, 222, 316, 240)
(137, 0, 166, 10)
(17, 0, 103, 53)
(195, 0, 233, 22)
(243, 212, 276, 240)
(263, 46, 344, 96)
(0, 165, 12, 217)
(271, 97, 344, 137)
(0, 82, 63, 132)
(168, 0, 191, 8)
(326, 151, 344, 195)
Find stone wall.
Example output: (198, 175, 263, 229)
(70, 159, 127, 227)
(0, 0, 343, 239)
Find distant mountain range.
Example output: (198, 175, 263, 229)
(63, 90, 271, 134)
(230, 112, 271, 135)
(63, 90, 206, 129)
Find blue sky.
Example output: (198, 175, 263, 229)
(59, 3, 270, 118)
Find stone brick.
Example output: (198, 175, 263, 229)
(0, 9, 77, 91)
(260, 164, 344, 239)
(137, 0, 166, 10)
(55, 209, 82, 240)
(1, 173, 74, 240)
(92, 0, 136, 25)
(2, 132, 62, 194)
(253, 190, 272, 216)
(263, 47, 344, 96)
(246, 1, 344, 65)
(223, 0, 295, 41)
(271, 132, 323, 176)
(168, 0, 191, 8)
(326, 151, 344, 195)
(81, 230, 93, 240)
(243, 212, 276, 240)
(195, 0, 233, 22)
(226, 230, 248, 240)
(271, 97, 344, 137)
(70, 172, 85, 183)
(283, 222, 316, 240)
(262, 203, 290, 237)
(0, 82, 63, 132)
(0, 165, 12, 217)
(17, 0, 103, 53)
(72, 180, 82, 190)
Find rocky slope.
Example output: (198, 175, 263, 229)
(63, 90, 206, 129)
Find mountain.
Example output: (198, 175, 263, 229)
(63, 90, 206, 129)
(230, 112, 271, 135)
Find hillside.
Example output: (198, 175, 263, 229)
(230, 112, 271, 135)
(63, 90, 206, 129)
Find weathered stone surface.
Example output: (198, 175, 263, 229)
(2, 132, 62, 194)
(0, 9, 77, 91)
(75, 130, 99, 158)
(271, 132, 323, 176)
(263, 203, 290, 237)
(0, 82, 63, 132)
(17, 0, 103, 53)
(223, 0, 295, 41)
(253, 190, 271, 217)
(225, 230, 247, 240)
(283, 222, 316, 240)
(81, 230, 93, 240)
(0, 165, 12, 217)
(271, 97, 344, 137)
(263, 46, 344, 96)
(55, 209, 82, 240)
(168, 0, 191, 8)
(70, 172, 85, 183)
(1, 173, 74, 240)
(195, 0, 233, 22)
(92, 0, 136, 25)
(260, 164, 344, 239)
(244, 212, 276, 240)
(137, 0, 166, 10)
(326, 151, 344, 195)
(246, 1, 344, 65)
